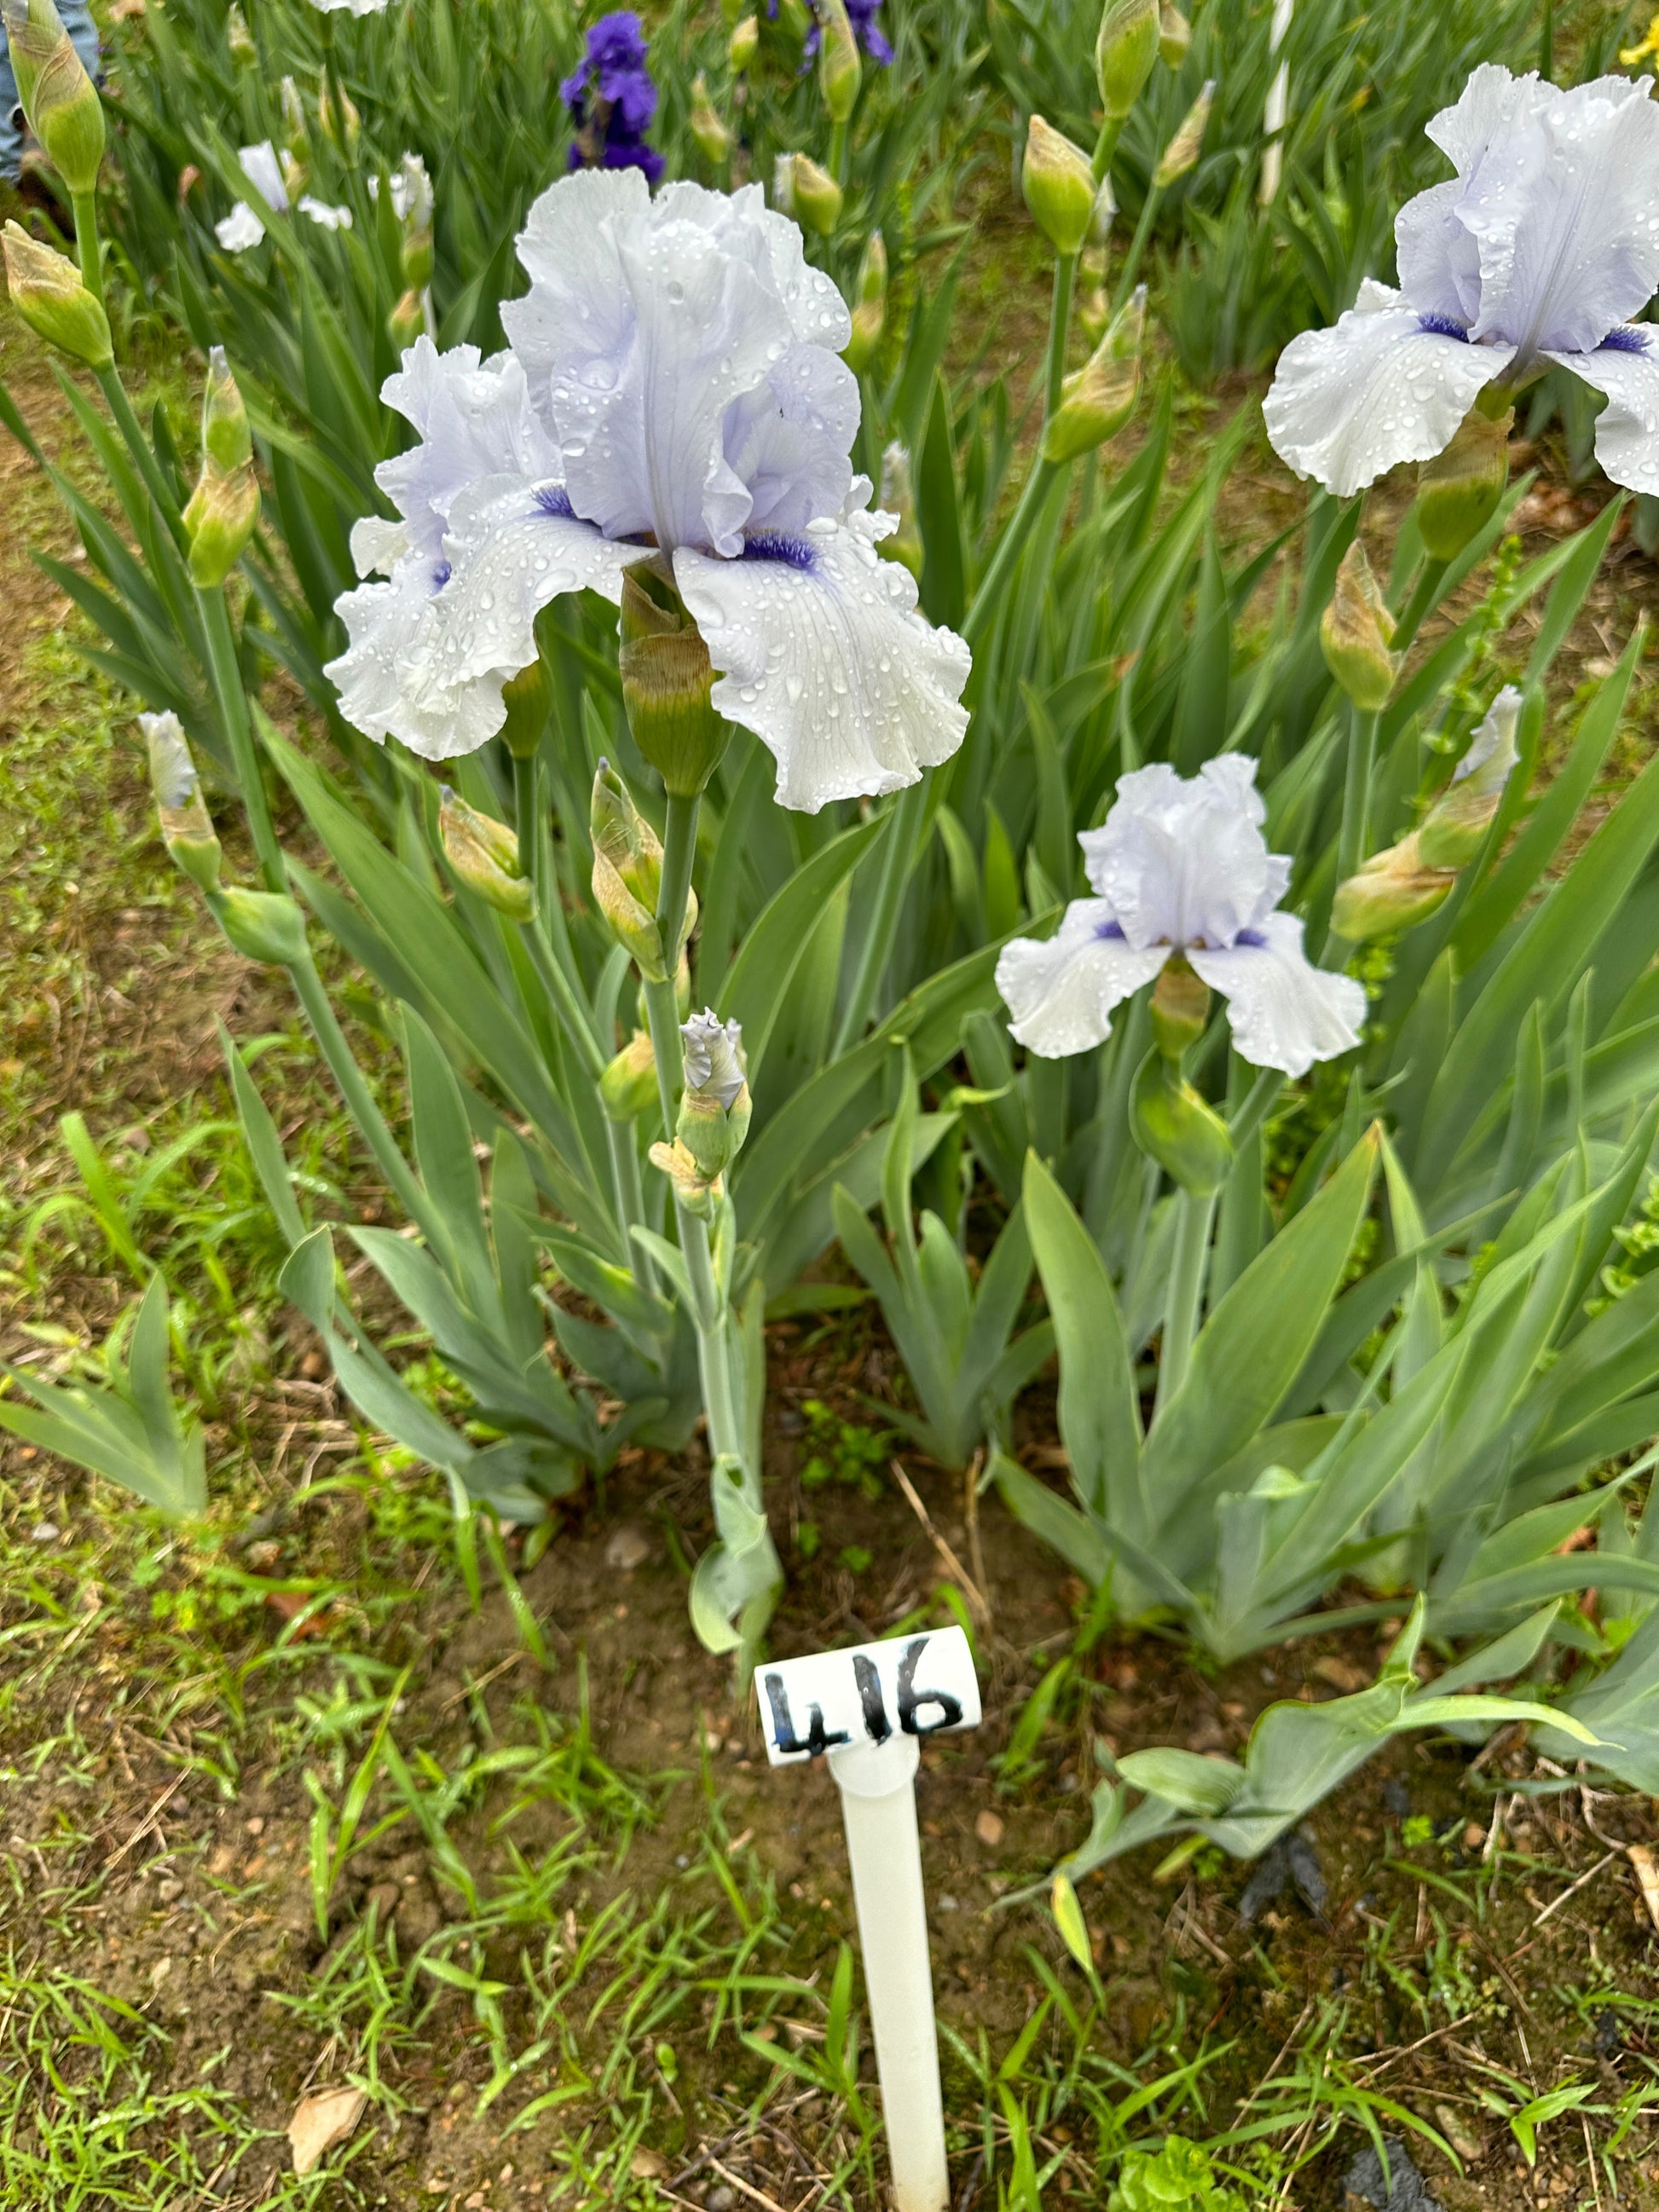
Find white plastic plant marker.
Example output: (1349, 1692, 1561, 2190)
(757, 1626, 981, 2212)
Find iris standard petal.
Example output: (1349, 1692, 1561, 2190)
(673, 507, 971, 813)
(996, 904, 1168, 1059)
(1263, 281, 1513, 496)
(1550, 329, 1659, 494)
(500, 166, 646, 424)
(1395, 178, 1483, 329)
(1424, 61, 1553, 176)
(1187, 912, 1367, 1077)
(1079, 756, 1288, 953)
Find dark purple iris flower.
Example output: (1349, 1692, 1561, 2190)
(561, 10, 664, 183)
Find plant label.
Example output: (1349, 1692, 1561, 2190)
(756, 1625, 982, 1765)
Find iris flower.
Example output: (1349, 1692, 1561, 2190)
(561, 9, 663, 182)
(996, 757, 1366, 1077)
(328, 170, 971, 812)
(214, 139, 350, 250)
(1265, 66, 1659, 498)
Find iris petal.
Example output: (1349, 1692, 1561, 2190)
(996, 903, 1168, 1059)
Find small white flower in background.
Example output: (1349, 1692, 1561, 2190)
(367, 153, 431, 223)
(1266, 66, 1659, 496)
(308, 0, 387, 14)
(214, 140, 287, 251)
(681, 1008, 747, 1106)
(215, 201, 266, 252)
(298, 195, 353, 231)
(327, 170, 971, 811)
(996, 756, 1367, 1077)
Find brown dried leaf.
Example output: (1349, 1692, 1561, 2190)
(288, 2087, 367, 2176)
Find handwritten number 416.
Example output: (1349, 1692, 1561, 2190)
(762, 1637, 964, 1759)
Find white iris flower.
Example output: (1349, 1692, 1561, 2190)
(327, 170, 971, 812)
(214, 141, 350, 250)
(1265, 66, 1659, 498)
(996, 756, 1367, 1077)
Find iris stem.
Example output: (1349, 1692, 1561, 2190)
(1337, 705, 1379, 887)
(199, 585, 285, 892)
(1391, 555, 1448, 659)
(829, 117, 849, 187)
(1228, 1067, 1282, 1150)
(834, 779, 925, 1053)
(1154, 1185, 1217, 1421)
(512, 750, 607, 1077)
(1092, 116, 1122, 186)
(1112, 183, 1162, 315)
(71, 187, 104, 315)
(1046, 251, 1075, 420)
(95, 364, 189, 547)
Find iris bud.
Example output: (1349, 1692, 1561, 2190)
(619, 556, 731, 799)
(1330, 835, 1454, 942)
(1095, 0, 1159, 121)
(142, 710, 222, 892)
(279, 74, 310, 165)
(728, 13, 759, 69)
(2, 0, 104, 194)
(1416, 401, 1512, 563)
(818, 0, 861, 123)
(497, 652, 550, 760)
(1023, 114, 1095, 257)
(2, 221, 111, 367)
(1148, 957, 1209, 1060)
(388, 286, 425, 352)
(1041, 285, 1144, 463)
(591, 762, 697, 984)
(183, 346, 260, 589)
(843, 229, 887, 373)
(1131, 1049, 1234, 1196)
(877, 441, 923, 580)
(211, 886, 309, 967)
(317, 78, 359, 153)
(439, 788, 535, 923)
(689, 72, 731, 165)
(1415, 687, 1522, 870)
(675, 1008, 751, 1180)
(1153, 77, 1213, 186)
(1158, 1, 1191, 65)
(601, 1029, 659, 1122)
(227, 3, 254, 64)
(781, 151, 842, 236)
(1320, 540, 1396, 713)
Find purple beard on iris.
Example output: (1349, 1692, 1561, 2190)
(561, 9, 665, 183)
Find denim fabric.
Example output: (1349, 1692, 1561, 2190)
(1, 3, 101, 181)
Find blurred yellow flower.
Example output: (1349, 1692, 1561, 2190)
(1621, 12, 1659, 65)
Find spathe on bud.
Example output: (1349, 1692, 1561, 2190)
(439, 788, 535, 923)
(1158, 1, 1191, 65)
(2, 0, 104, 194)
(142, 710, 221, 892)
(1131, 1049, 1234, 1195)
(818, 0, 860, 123)
(1041, 285, 1144, 463)
(1095, 0, 1159, 120)
(728, 12, 759, 69)
(2, 221, 111, 367)
(1148, 956, 1208, 1060)
(1416, 401, 1512, 563)
(600, 1029, 658, 1122)
(777, 150, 841, 235)
(619, 556, 730, 799)
(689, 72, 731, 165)
(388, 286, 425, 351)
(228, 3, 255, 65)
(183, 346, 260, 589)
(317, 75, 360, 152)
(1330, 835, 1455, 942)
(1153, 76, 1213, 186)
(1320, 540, 1396, 713)
(649, 1135, 721, 1219)
(843, 229, 887, 373)
(211, 885, 309, 967)
(279, 74, 310, 165)
(591, 761, 697, 983)
(877, 441, 922, 580)
(1024, 113, 1095, 257)
(676, 1008, 751, 1179)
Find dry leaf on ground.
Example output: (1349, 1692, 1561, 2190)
(289, 2087, 367, 2175)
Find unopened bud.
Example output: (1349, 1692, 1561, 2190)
(142, 710, 222, 892)
(818, 0, 861, 122)
(1024, 114, 1095, 256)
(591, 762, 697, 983)
(388, 286, 425, 352)
(843, 229, 887, 373)
(601, 1030, 658, 1122)
(1331, 834, 1454, 942)
(1417, 402, 1512, 563)
(1148, 957, 1209, 1060)
(649, 1136, 720, 1218)
(676, 1008, 751, 1177)
(1321, 540, 1396, 713)
(279, 74, 310, 164)
(228, 3, 255, 64)
(2, 0, 104, 193)
(2, 220, 111, 366)
(877, 441, 923, 579)
(1153, 77, 1213, 186)
(1041, 285, 1144, 462)
(728, 13, 759, 69)
(1158, 1, 1191, 65)
(184, 346, 260, 588)
(619, 557, 730, 799)
(1131, 1048, 1234, 1196)
(317, 77, 359, 152)
(781, 150, 842, 235)
(211, 885, 309, 967)
(1416, 687, 1522, 869)
(1095, 0, 1159, 120)
(689, 72, 731, 165)
(439, 788, 535, 923)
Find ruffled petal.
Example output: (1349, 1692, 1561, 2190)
(1425, 62, 1553, 176)
(1264, 284, 1514, 496)
(1552, 329, 1659, 494)
(500, 165, 648, 416)
(373, 338, 557, 570)
(325, 560, 473, 756)
(723, 344, 858, 536)
(996, 903, 1167, 1060)
(1188, 913, 1367, 1077)
(215, 202, 265, 252)
(1395, 178, 1482, 328)
(1078, 755, 1288, 952)
(673, 504, 971, 814)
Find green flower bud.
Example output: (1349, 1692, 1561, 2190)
(211, 886, 309, 967)
(1041, 285, 1144, 463)
(439, 788, 535, 923)
(1153, 77, 1213, 187)
(317, 77, 359, 153)
(1147, 957, 1208, 1061)
(142, 710, 222, 892)
(600, 1029, 658, 1122)
(1416, 401, 1512, 563)
(675, 1008, 751, 1179)
(1131, 1048, 1234, 1197)
(388, 286, 425, 353)
(619, 557, 731, 800)
(228, 4, 255, 66)
(877, 441, 923, 580)
(183, 346, 260, 588)
(649, 1136, 720, 1218)
(1320, 540, 1396, 713)
(728, 13, 759, 69)
(843, 228, 887, 374)
(590, 762, 697, 983)
(1330, 834, 1454, 943)
(2, 0, 104, 194)
(1095, 0, 1159, 120)
(818, 0, 861, 123)
(497, 651, 550, 760)
(1158, 1, 1191, 66)
(779, 150, 843, 236)
(1416, 687, 1522, 870)
(279, 74, 310, 165)
(1, 220, 111, 367)
(1024, 114, 1095, 256)
(689, 72, 731, 165)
